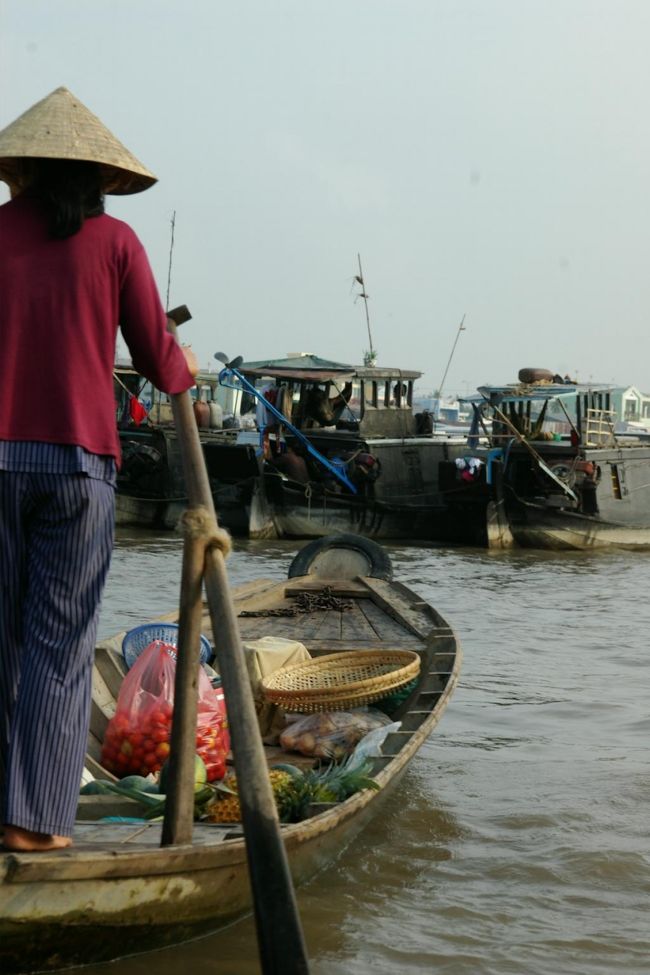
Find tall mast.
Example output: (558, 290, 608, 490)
(435, 314, 466, 420)
(356, 253, 376, 366)
(165, 210, 176, 311)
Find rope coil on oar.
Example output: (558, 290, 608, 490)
(181, 506, 232, 559)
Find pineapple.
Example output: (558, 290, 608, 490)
(205, 759, 379, 824)
(303, 757, 379, 804)
(206, 769, 297, 823)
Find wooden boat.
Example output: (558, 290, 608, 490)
(202, 354, 467, 540)
(0, 537, 461, 974)
(113, 354, 468, 538)
(438, 374, 650, 550)
(113, 362, 252, 532)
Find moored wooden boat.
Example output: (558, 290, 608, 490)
(0, 537, 461, 974)
(192, 355, 467, 540)
(439, 375, 650, 550)
(114, 490, 186, 529)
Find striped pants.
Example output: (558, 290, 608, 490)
(0, 472, 114, 836)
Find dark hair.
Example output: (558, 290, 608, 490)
(21, 158, 105, 238)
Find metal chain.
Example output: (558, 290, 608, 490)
(238, 586, 353, 618)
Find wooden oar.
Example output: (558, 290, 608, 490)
(490, 402, 579, 503)
(162, 306, 310, 975)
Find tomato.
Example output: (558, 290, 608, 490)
(103, 693, 229, 780)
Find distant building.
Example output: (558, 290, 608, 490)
(609, 385, 650, 424)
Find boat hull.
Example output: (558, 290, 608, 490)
(440, 444, 650, 550)
(115, 492, 186, 529)
(265, 488, 453, 541)
(0, 789, 384, 973)
(213, 437, 466, 540)
(507, 502, 650, 550)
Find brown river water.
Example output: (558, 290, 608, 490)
(85, 529, 649, 975)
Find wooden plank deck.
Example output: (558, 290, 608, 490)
(71, 821, 234, 849)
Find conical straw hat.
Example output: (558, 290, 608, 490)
(0, 86, 157, 195)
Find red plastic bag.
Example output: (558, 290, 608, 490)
(101, 640, 229, 781)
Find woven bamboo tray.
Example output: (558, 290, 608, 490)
(261, 649, 421, 713)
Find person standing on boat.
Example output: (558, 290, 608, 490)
(0, 87, 198, 853)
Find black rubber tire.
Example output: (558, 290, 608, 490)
(549, 463, 576, 487)
(288, 533, 393, 581)
(518, 367, 554, 384)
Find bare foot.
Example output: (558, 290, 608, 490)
(2, 825, 73, 852)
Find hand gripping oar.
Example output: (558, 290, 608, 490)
(162, 306, 310, 975)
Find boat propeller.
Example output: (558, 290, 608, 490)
(214, 351, 244, 370)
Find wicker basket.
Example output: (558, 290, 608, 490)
(261, 649, 421, 713)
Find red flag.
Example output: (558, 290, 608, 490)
(129, 395, 148, 426)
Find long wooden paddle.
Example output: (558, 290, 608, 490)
(490, 402, 579, 503)
(162, 306, 310, 974)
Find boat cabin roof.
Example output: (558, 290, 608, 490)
(463, 382, 615, 406)
(242, 366, 357, 382)
(240, 359, 421, 384)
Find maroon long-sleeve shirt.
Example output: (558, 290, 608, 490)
(0, 195, 194, 463)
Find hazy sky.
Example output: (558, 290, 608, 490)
(2, 0, 650, 396)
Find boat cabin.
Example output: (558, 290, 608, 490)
(236, 354, 422, 440)
(465, 381, 619, 449)
(114, 362, 236, 430)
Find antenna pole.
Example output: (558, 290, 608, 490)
(357, 253, 375, 364)
(165, 210, 176, 311)
(435, 314, 466, 421)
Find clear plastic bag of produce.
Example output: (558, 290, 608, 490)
(347, 721, 402, 770)
(101, 639, 229, 781)
(279, 708, 393, 760)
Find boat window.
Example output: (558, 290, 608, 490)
(363, 380, 377, 409)
(392, 381, 408, 407)
(350, 381, 361, 415)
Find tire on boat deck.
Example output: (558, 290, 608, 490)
(288, 533, 393, 581)
(517, 367, 555, 384)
